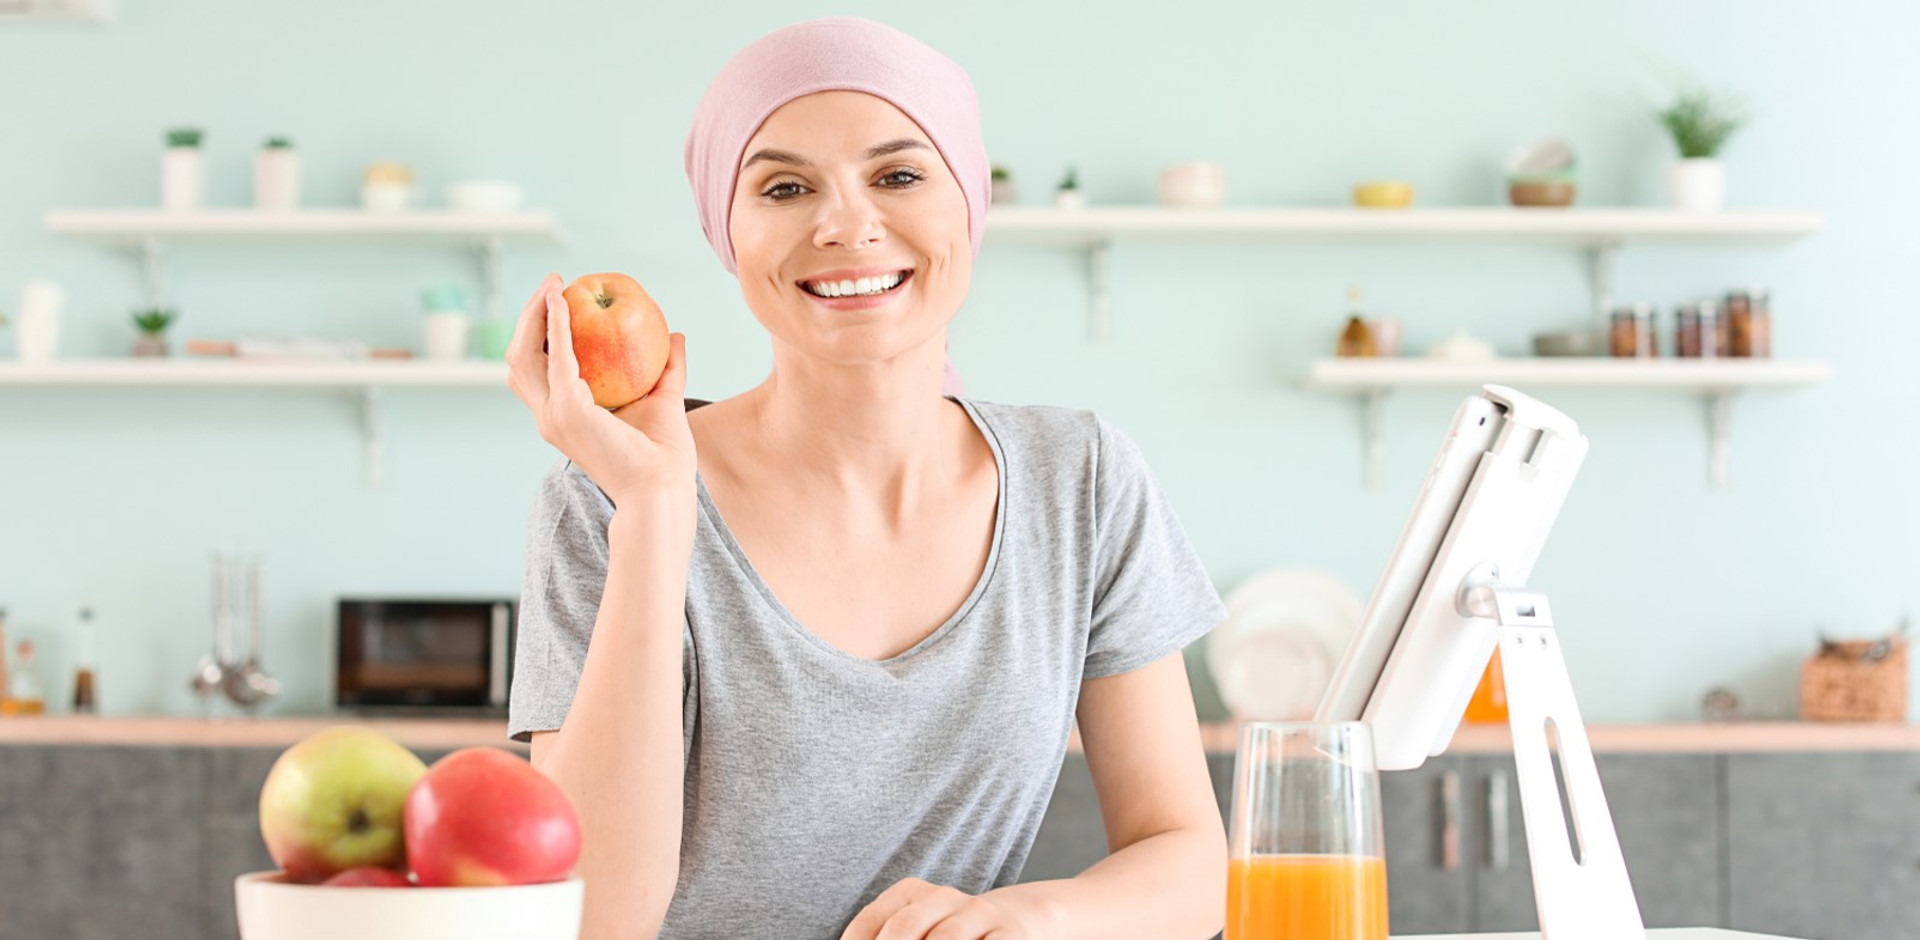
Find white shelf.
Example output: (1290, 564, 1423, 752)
(43, 208, 566, 243)
(983, 206, 1826, 342)
(0, 358, 508, 387)
(1307, 357, 1833, 390)
(1303, 357, 1833, 491)
(0, 358, 512, 487)
(985, 206, 1826, 246)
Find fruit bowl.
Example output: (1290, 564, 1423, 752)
(235, 871, 583, 940)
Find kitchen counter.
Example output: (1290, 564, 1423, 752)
(1, 716, 1917, 752)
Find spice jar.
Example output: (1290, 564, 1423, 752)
(1728, 287, 1773, 358)
(1675, 300, 1722, 358)
(1609, 303, 1657, 358)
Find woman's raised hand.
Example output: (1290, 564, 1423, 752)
(506, 273, 696, 506)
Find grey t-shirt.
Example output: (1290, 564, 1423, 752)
(508, 398, 1227, 940)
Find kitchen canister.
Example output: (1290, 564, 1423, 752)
(363, 162, 416, 212)
(421, 285, 472, 361)
(161, 128, 206, 212)
(16, 279, 67, 363)
(1158, 161, 1225, 208)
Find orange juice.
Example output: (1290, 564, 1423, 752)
(1227, 853, 1388, 940)
(1463, 648, 1508, 724)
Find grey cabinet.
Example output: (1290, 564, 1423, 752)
(1379, 755, 1473, 935)
(1469, 753, 1723, 932)
(1727, 753, 1920, 940)
(0, 746, 207, 940)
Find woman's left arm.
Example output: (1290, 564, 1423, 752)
(983, 650, 1228, 939)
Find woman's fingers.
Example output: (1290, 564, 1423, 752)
(544, 279, 584, 399)
(653, 333, 688, 403)
(506, 273, 560, 404)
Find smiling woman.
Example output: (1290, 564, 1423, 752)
(501, 16, 1230, 940)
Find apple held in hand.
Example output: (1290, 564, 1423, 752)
(561, 272, 671, 410)
(405, 747, 582, 887)
(258, 726, 428, 884)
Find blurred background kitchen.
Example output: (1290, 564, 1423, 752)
(1, 1, 1915, 937)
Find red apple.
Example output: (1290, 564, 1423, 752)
(404, 747, 581, 887)
(258, 726, 428, 884)
(321, 866, 414, 888)
(561, 272, 670, 410)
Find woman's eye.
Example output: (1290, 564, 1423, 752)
(880, 169, 925, 187)
(762, 181, 806, 200)
(761, 170, 922, 201)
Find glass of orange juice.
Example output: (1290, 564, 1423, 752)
(1227, 721, 1388, 940)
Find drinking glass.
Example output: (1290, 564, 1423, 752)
(1227, 721, 1389, 940)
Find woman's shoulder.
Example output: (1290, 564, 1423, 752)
(533, 458, 616, 522)
(961, 398, 1144, 478)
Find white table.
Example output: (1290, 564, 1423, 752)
(1403, 930, 1803, 940)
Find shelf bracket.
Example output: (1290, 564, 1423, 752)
(1363, 388, 1389, 490)
(356, 386, 386, 489)
(1585, 239, 1621, 332)
(478, 235, 505, 321)
(134, 235, 168, 310)
(1087, 239, 1112, 344)
(1706, 391, 1734, 492)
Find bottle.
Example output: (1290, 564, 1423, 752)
(1463, 649, 1508, 724)
(1336, 286, 1376, 357)
(4, 639, 47, 717)
(71, 605, 97, 715)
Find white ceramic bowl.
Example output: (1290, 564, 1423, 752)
(234, 871, 583, 940)
(446, 180, 527, 213)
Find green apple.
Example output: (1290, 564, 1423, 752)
(258, 726, 428, 883)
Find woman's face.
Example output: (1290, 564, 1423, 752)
(728, 90, 971, 376)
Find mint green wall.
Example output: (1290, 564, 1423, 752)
(3, 1, 1912, 723)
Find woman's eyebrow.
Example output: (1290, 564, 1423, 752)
(742, 138, 930, 170)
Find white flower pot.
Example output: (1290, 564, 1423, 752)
(1667, 158, 1726, 212)
(254, 148, 301, 211)
(161, 146, 205, 212)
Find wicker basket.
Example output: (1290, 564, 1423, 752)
(1798, 633, 1908, 722)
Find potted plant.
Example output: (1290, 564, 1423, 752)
(131, 307, 177, 357)
(162, 127, 205, 212)
(990, 165, 1017, 206)
(1053, 166, 1085, 210)
(1658, 87, 1746, 212)
(254, 136, 300, 212)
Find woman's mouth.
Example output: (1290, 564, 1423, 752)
(798, 269, 913, 302)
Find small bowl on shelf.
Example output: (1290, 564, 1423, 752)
(1508, 179, 1577, 207)
(1532, 329, 1604, 357)
(234, 871, 583, 940)
(1352, 180, 1415, 209)
(445, 180, 527, 213)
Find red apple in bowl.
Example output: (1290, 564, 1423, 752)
(559, 272, 670, 410)
(258, 726, 428, 884)
(405, 747, 582, 887)
(321, 866, 414, 888)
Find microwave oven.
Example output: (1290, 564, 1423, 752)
(334, 597, 516, 715)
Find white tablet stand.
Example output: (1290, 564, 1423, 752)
(1315, 385, 1646, 940)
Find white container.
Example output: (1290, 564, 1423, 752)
(1668, 158, 1727, 212)
(254, 145, 301, 211)
(234, 872, 583, 940)
(15, 279, 66, 363)
(1053, 188, 1086, 210)
(1158, 161, 1224, 208)
(446, 180, 526, 213)
(161, 146, 205, 212)
(423, 312, 472, 361)
(362, 181, 413, 213)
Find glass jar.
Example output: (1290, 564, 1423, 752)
(1729, 287, 1773, 358)
(1675, 300, 1722, 358)
(1609, 303, 1657, 358)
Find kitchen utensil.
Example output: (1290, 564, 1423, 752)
(225, 553, 280, 707)
(189, 550, 233, 703)
(1227, 721, 1388, 940)
(1207, 568, 1363, 721)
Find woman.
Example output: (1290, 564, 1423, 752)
(504, 17, 1228, 940)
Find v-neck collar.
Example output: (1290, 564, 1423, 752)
(693, 397, 1009, 668)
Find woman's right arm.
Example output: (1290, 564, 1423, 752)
(507, 273, 697, 940)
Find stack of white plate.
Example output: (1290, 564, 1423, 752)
(1206, 567, 1363, 722)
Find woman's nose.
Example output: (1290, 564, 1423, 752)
(811, 188, 885, 249)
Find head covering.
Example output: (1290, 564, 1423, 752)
(685, 17, 987, 397)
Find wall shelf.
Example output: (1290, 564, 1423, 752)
(1304, 357, 1833, 491)
(43, 207, 567, 319)
(982, 206, 1826, 342)
(0, 358, 511, 487)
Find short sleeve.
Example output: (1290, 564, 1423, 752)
(507, 460, 695, 744)
(1083, 418, 1229, 679)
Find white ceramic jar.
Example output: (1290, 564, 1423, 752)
(161, 146, 205, 212)
(253, 139, 301, 211)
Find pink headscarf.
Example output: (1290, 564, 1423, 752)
(684, 16, 985, 398)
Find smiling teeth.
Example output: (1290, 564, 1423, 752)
(804, 271, 904, 298)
